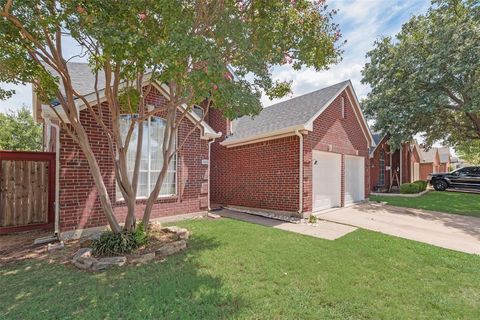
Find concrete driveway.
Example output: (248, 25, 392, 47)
(318, 203, 480, 255)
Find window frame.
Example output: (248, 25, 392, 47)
(379, 149, 385, 186)
(116, 114, 178, 201)
(341, 96, 346, 119)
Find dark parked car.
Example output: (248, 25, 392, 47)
(428, 166, 480, 191)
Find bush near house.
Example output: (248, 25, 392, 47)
(413, 180, 428, 191)
(400, 180, 427, 194)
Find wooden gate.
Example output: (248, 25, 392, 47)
(0, 151, 55, 234)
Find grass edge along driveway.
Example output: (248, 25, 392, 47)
(2, 218, 480, 319)
(370, 191, 480, 218)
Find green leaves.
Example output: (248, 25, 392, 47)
(0, 0, 342, 119)
(361, 0, 480, 147)
(0, 106, 42, 151)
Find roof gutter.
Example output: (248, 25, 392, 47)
(221, 124, 307, 148)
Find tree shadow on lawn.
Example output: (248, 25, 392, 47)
(0, 235, 245, 319)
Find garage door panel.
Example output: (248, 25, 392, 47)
(312, 151, 341, 211)
(345, 155, 365, 205)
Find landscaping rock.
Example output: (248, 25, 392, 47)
(207, 212, 222, 219)
(79, 238, 94, 248)
(130, 252, 155, 265)
(72, 248, 97, 270)
(92, 256, 127, 271)
(73, 247, 92, 260)
(73, 257, 97, 270)
(47, 241, 65, 251)
(161, 226, 190, 240)
(156, 240, 187, 257)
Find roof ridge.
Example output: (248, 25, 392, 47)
(263, 80, 350, 110)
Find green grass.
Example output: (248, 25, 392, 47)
(370, 191, 480, 218)
(2, 218, 480, 319)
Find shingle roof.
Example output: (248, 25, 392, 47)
(371, 133, 384, 146)
(44, 62, 108, 100)
(438, 147, 451, 163)
(226, 80, 351, 144)
(420, 148, 438, 163)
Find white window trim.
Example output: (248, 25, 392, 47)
(341, 96, 346, 119)
(116, 115, 178, 201)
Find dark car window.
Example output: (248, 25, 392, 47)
(456, 167, 480, 176)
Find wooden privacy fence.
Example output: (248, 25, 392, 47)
(0, 151, 55, 234)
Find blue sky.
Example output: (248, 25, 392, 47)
(0, 0, 431, 113)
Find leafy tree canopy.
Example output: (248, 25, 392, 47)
(456, 140, 480, 165)
(362, 0, 480, 148)
(0, 106, 42, 151)
(0, 0, 343, 232)
(0, 0, 343, 120)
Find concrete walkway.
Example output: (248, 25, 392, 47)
(318, 203, 480, 255)
(218, 209, 357, 240)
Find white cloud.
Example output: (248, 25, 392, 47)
(262, 0, 430, 107)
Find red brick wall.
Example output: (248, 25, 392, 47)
(58, 85, 209, 233)
(420, 163, 433, 180)
(303, 88, 370, 212)
(210, 134, 300, 212)
(370, 135, 392, 191)
(210, 87, 371, 214)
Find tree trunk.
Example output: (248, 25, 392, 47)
(75, 125, 122, 233)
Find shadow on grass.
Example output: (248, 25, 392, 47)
(0, 234, 245, 319)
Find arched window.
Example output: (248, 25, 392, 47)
(379, 149, 385, 186)
(117, 115, 176, 200)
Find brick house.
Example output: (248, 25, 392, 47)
(438, 147, 452, 172)
(35, 63, 221, 238)
(34, 64, 372, 237)
(369, 135, 423, 192)
(209, 80, 373, 217)
(369, 134, 451, 191)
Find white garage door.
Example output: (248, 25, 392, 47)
(345, 155, 365, 205)
(312, 151, 341, 211)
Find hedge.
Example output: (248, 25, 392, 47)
(412, 180, 428, 191)
(400, 183, 422, 194)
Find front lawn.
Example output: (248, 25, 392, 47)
(2, 218, 480, 319)
(370, 191, 480, 218)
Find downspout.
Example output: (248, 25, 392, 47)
(50, 122, 61, 235)
(295, 130, 303, 216)
(207, 138, 216, 211)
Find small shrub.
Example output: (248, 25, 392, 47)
(400, 183, 422, 194)
(92, 223, 148, 256)
(308, 215, 318, 224)
(412, 180, 428, 191)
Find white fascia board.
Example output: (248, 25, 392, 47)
(41, 104, 70, 123)
(220, 124, 307, 148)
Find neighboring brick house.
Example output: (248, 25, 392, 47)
(35, 63, 221, 238)
(209, 80, 373, 217)
(369, 134, 452, 191)
(438, 147, 452, 172)
(369, 134, 422, 192)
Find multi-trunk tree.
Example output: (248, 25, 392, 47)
(361, 0, 479, 148)
(0, 0, 343, 233)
